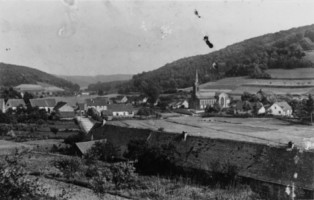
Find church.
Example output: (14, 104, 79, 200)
(189, 71, 230, 110)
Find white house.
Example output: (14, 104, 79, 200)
(29, 98, 56, 113)
(267, 101, 292, 117)
(85, 98, 110, 113)
(169, 100, 189, 109)
(5, 99, 26, 111)
(101, 104, 136, 119)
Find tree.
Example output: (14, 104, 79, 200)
(52, 157, 81, 180)
(23, 92, 34, 105)
(304, 94, 314, 123)
(85, 141, 120, 163)
(50, 127, 59, 135)
(0, 152, 47, 199)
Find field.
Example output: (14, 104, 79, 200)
(266, 68, 314, 79)
(108, 116, 314, 149)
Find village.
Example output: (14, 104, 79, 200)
(0, 70, 311, 123)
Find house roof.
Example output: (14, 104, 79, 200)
(75, 139, 106, 155)
(6, 99, 26, 107)
(102, 104, 135, 115)
(85, 98, 110, 106)
(195, 91, 216, 99)
(53, 101, 68, 111)
(30, 98, 56, 108)
(273, 101, 292, 112)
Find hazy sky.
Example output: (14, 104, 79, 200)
(1, 0, 314, 76)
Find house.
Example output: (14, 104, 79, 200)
(5, 99, 26, 111)
(113, 96, 128, 104)
(101, 104, 136, 119)
(169, 100, 189, 109)
(267, 101, 292, 117)
(0, 99, 5, 113)
(253, 102, 266, 115)
(29, 98, 56, 113)
(53, 102, 75, 119)
(85, 97, 110, 113)
(216, 92, 230, 108)
(76, 103, 87, 115)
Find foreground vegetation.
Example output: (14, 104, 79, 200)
(0, 135, 262, 200)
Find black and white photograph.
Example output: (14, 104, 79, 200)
(1, 0, 314, 199)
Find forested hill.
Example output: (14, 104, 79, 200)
(0, 63, 80, 91)
(128, 24, 314, 92)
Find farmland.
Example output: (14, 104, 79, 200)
(108, 116, 314, 149)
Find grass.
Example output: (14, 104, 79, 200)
(10, 152, 260, 200)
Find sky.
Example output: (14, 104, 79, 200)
(1, 0, 314, 76)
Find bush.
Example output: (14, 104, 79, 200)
(50, 127, 59, 135)
(0, 152, 45, 199)
(52, 157, 81, 180)
(109, 162, 136, 189)
(90, 161, 137, 196)
(84, 140, 120, 163)
(125, 140, 177, 175)
(64, 131, 85, 146)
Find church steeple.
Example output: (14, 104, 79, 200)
(195, 70, 199, 86)
(193, 70, 199, 94)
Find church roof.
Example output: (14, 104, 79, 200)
(195, 91, 216, 99)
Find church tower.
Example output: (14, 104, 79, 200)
(193, 70, 200, 95)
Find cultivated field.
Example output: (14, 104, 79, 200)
(108, 116, 314, 149)
(266, 68, 314, 79)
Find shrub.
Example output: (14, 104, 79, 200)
(50, 127, 59, 135)
(125, 140, 177, 175)
(84, 140, 120, 163)
(64, 131, 85, 146)
(52, 157, 81, 180)
(0, 152, 46, 199)
(109, 162, 136, 189)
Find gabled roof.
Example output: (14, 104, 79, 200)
(85, 98, 110, 106)
(6, 99, 26, 107)
(102, 104, 135, 115)
(53, 101, 67, 111)
(75, 139, 106, 155)
(30, 98, 56, 108)
(273, 101, 292, 112)
(195, 91, 216, 99)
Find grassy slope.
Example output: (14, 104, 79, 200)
(0, 62, 78, 90)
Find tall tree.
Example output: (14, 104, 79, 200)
(305, 94, 314, 123)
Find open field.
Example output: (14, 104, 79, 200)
(266, 68, 314, 79)
(108, 116, 314, 149)
(230, 85, 313, 95)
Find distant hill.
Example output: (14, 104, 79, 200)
(59, 74, 133, 88)
(131, 24, 314, 92)
(0, 62, 79, 91)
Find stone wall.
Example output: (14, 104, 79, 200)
(90, 124, 314, 199)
